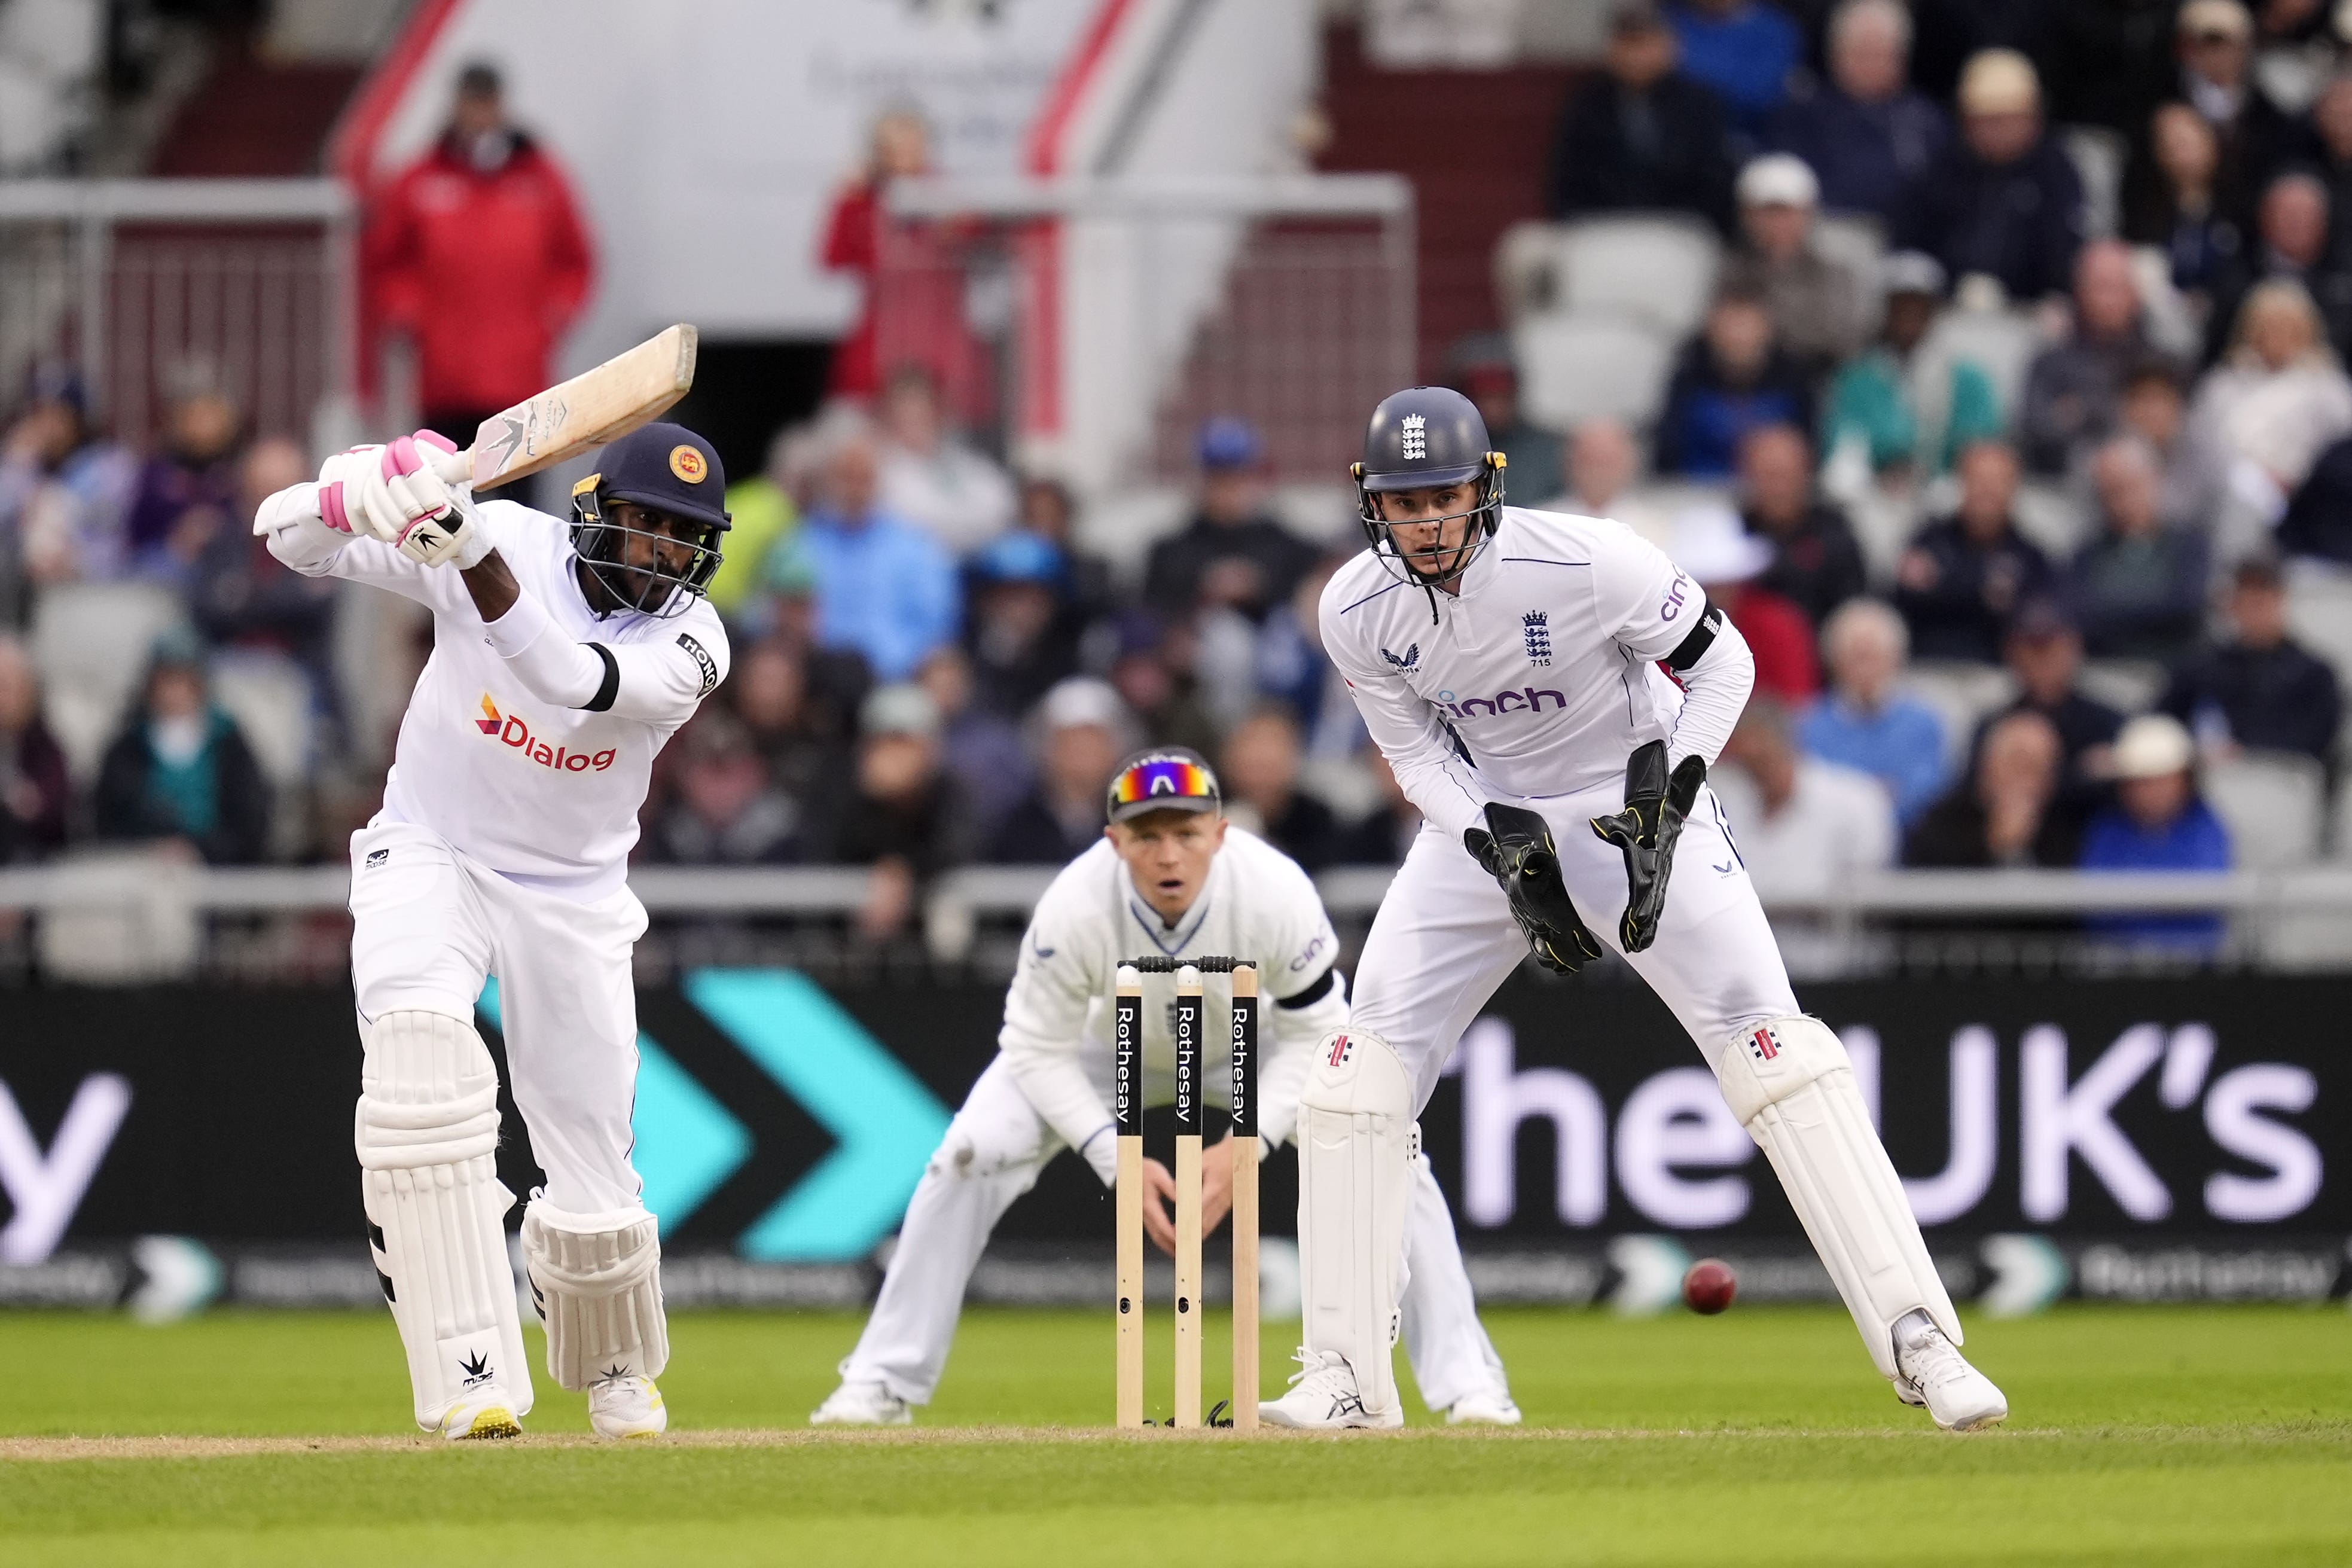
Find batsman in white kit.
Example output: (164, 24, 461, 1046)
(255, 419, 733, 1440)
(813, 748, 1520, 1426)
(1265, 388, 2008, 1432)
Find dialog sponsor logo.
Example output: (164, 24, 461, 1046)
(474, 694, 616, 773)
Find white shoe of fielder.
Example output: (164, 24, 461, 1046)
(810, 1380, 912, 1427)
(435, 1386, 523, 1442)
(1445, 1389, 1523, 1426)
(1892, 1310, 2008, 1432)
(588, 1372, 667, 1441)
(1257, 1349, 1403, 1430)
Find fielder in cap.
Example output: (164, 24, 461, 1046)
(811, 746, 1521, 1426)
(253, 420, 733, 1440)
(1267, 386, 2008, 1431)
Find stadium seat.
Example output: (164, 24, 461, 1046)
(1924, 307, 2043, 421)
(1554, 216, 1722, 339)
(209, 651, 314, 789)
(2204, 752, 2325, 873)
(1492, 220, 1564, 324)
(2077, 660, 2166, 715)
(1513, 312, 1677, 430)
(1900, 661, 2017, 771)
(2284, 559, 2352, 691)
(2061, 126, 2127, 240)
(1811, 214, 1886, 293)
(29, 582, 187, 780)
(2011, 478, 2094, 560)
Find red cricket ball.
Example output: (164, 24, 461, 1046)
(1683, 1257, 1737, 1315)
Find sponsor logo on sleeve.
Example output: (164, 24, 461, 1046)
(677, 633, 720, 697)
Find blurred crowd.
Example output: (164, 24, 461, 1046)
(11, 6, 2352, 960)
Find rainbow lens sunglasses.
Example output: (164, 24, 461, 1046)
(1107, 755, 1219, 815)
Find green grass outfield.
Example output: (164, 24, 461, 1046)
(1, 1304, 2346, 1566)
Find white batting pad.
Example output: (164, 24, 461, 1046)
(1298, 1029, 1416, 1418)
(355, 1009, 532, 1428)
(521, 1198, 668, 1391)
(1714, 1015, 1960, 1379)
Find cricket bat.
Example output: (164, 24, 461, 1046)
(466, 324, 698, 490)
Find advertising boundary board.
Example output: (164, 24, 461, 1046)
(2, 971, 2347, 1310)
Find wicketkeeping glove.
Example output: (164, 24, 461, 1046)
(1463, 802, 1604, 975)
(359, 431, 491, 569)
(1590, 739, 1707, 953)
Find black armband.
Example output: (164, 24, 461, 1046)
(1276, 965, 1338, 1009)
(1664, 602, 1724, 673)
(581, 643, 621, 712)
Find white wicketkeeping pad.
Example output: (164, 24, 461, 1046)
(356, 1009, 532, 1427)
(1714, 1015, 1960, 1378)
(522, 1198, 669, 1391)
(1298, 1029, 1416, 1417)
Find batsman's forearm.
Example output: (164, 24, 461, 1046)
(477, 572, 609, 709)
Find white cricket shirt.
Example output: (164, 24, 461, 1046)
(1318, 506, 1707, 843)
(258, 484, 728, 898)
(997, 827, 1347, 1183)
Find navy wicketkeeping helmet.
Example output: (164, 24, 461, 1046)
(1352, 386, 1506, 591)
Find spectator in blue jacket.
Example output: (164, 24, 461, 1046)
(1798, 597, 1951, 825)
(2079, 713, 2232, 950)
(1769, 0, 1950, 230)
(1898, 49, 2085, 306)
(1666, 0, 1801, 151)
(1656, 286, 1815, 477)
(799, 427, 960, 684)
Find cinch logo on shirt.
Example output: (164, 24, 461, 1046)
(1430, 686, 1569, 720)
(474, 694, 616, 773)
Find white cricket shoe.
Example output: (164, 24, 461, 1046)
(1258, 1349, 1403, 1430)
(435, 1386, 523, 1442)
(1892, 1310, 2007, 1432)
(588, 1372, 667, 1441)
(1445, 1389, 1523, 1426)
(810, 1380, 912, 1427)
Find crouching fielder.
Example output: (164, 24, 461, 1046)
(257, 422, 732, 1439)
(813, 749, 1518, 1427)
(1268, 388, 2007, 1432)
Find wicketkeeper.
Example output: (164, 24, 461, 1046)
(812, 749, 1520, 1426)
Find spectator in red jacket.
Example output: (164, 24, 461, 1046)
(1667, 502, 1819, 703)
(820, 109, 932, 404)
(362, 62, 593, 452)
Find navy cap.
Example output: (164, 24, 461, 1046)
(594, 422, 730, 532)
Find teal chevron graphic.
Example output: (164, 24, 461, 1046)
(685, 968, 952, 1262)
(474, 978, 750, 1237)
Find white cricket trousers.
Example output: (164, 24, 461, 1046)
(1353, 782, 1800, 1103)
(839, 1053, 1511, 1411)
(348, 819, 649, 1213)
